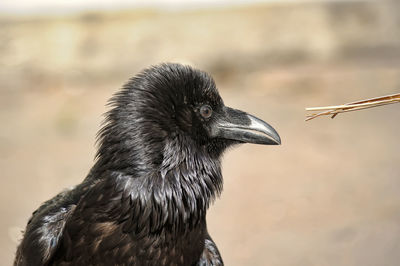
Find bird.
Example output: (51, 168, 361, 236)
(14, 63, 281, 266)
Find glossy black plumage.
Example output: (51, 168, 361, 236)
(15, 63, 280, 266)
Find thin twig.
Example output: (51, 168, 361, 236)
(305, 93, 400, 121)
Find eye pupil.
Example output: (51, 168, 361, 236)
(200, 105, 212, 119)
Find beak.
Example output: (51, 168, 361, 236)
(210, 107, 281, 145)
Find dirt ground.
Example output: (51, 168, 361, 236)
(1, 2, 400, 265)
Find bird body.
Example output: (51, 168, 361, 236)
(15, 63, 280, 266)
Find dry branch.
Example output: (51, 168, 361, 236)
(305, 93, 400, 121)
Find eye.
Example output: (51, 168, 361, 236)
(199, 105, 213, 119)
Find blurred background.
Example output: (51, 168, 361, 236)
(1, 0, 400, 265)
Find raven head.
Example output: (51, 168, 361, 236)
(96, 63, 280, 174)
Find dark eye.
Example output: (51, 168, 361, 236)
(200, 105, 212, 119)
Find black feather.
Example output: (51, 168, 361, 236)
(14, 63, 253, 266)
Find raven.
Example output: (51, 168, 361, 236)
(15, 63, 281, 266)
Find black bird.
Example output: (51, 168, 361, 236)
(15, 63, 281, 266)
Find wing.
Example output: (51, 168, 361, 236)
(52, 173, 136, 264)
(197, 233, 224, 266)
(14, 188, 78, 266)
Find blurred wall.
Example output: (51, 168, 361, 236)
(1, 0, 400, 90)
